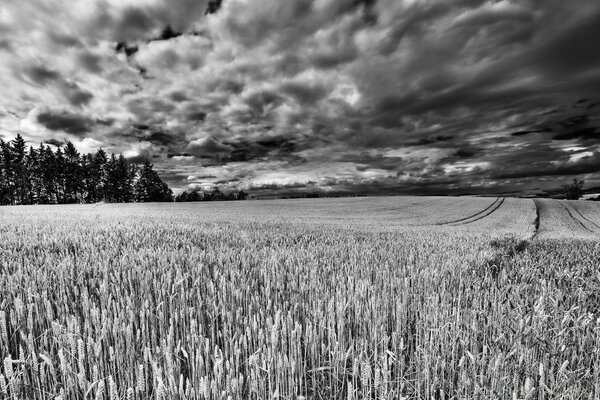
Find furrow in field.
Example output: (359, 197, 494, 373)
(436, 197, 501, 225)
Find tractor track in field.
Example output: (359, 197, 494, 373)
(436, 197, 502, 226)
(452, 197, 505, 226)
(571, 205, 600, 231)
(436, 197, 505, 226)
(565, 206, 594, 233)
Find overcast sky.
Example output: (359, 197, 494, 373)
(1, 0, 599, 196)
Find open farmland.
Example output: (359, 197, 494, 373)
(0, 196, 599, 399)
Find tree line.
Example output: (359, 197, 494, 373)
(0, 134, 173, 205)
(175, 188, 248, 202)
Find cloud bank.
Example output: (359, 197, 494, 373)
(1, 0, 600, 195)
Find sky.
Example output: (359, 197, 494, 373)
(1, 0, 600, 196)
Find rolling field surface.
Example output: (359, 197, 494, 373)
(0, 196, 599, 399)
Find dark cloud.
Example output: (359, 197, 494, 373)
(527, 6, 600, 79)
(25, 65, 61, 85)
(22, 65, 94, 107)
(0, 40, 12, 51)
(37, 110, 93, 135)
(126, 97, 176, 121)
(115, 42, 139, 57)
(205, 0, 224, 15)
(115, 7, 157, 42)
(187, 111, 207, 122)
(143, 131, 180, 146)
(48, 32, 82, 48)
(310, 43, 358, 70)
(223, 135, 309, 163)
(352, 0, 378, 24)
(335, 152, 404, 171)
(154, 25, 183, 41)
(170, 91, 189, 102)
(553, 128, 599, 141)
(78, 52, 104, 73)
(511, 130, 543, 137)
(120, 126, 185, 147)
(453, 147, 483, 159)
(514, 106, 600, 142)
(492, 152, 600, 179)
(3, 0, 600, 194)
(279, 81, 328, 105)
(184, 133, 311, 165)
(62, 82, 94, 107)
(44, 138, 65, 147)
(243, 90, 283, 115)
(193, 174, 218, 179)
(406, 135, 454, 146)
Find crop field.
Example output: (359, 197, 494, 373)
(0, 196, 599, 399)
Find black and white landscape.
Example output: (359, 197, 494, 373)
(0, 1, 599, 399)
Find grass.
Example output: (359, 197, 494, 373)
(0, 197, 599, 399)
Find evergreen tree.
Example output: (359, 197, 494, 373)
(103, 154, 119, 203)
(134, 160, 173, 202)
(54, 147, 66, 203)
(92, 148, 108, 202)
(26, 146, 40, 204)
(81, 153, 97, 203)
(41, 145, 58, 204)
(63, 141, 82, 203)
(175, 188, 249, 202)
(116, 154, 135, 202)
(1, 139, 15, 204)
(12, 134, 29, 204)
(0, 140, 6, 205)
(0, 139, 173, 206)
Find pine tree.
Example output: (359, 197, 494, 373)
(0, 140, 6, 205)
(81, 153, 94, 203)
(12, 134, 29, 204)
(63, 141, 82, 203)
(1, 139, 16, 204)
(103, 154, 118, 203)
(116, 154, 135, 202)
(93, 148, 108, 202)
(41, 145, 57, 204)
(134, 160, 173, 202)
(0, 140, 173, 206)
(26, 146, 40, 204)
(54, 147, 67, 203)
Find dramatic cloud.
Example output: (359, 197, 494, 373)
(1, 0, 600, 196)
(36, 110, 94, 135)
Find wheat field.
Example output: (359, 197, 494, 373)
(0, 196, 599, 399)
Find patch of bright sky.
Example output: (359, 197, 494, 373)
(568, 151, 594, 163)
(385, 147, 452, 159)
(444, 161, 491, 174)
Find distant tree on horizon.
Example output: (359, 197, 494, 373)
(563, 178, 585, 200)
(175, 187, 248, 202)
(0, 134, 173, 205)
